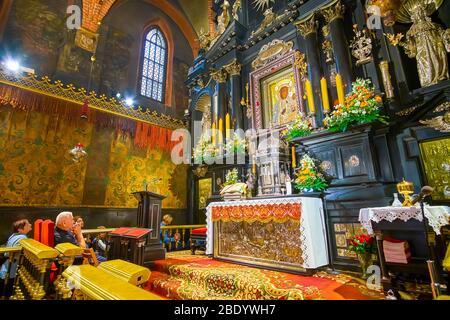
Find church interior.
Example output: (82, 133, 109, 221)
(0, 0, 450, 302)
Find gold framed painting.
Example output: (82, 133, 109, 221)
(249, 49, 305, 130)
(260, 67, 298, 128)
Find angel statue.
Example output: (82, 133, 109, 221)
(396, 2, 449, 87)
(217, 1, 231, 36)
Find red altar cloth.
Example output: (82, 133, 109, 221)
(211, 202, 301, 223)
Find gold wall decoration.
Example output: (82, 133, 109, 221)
(419, 138, 450, 201)
(211, 68, 228, 83)
(350, 25, 373, 66)
(223, 59, 242, 76)
(294, 50, 308, 78)
(294, 14, 317, 38)
(396, 105, 418, 117)
(322, 40, 334, 64)
(321, 0, 345, 24)
(75, 28, 99, 53)
(420, 102, 450, 133)
(251, 7, 277, 36)
(251, 39, 294, 70)
(379, 61, 395, 99)
(252, 0, 275, 12)
(0, 70, 186, 130)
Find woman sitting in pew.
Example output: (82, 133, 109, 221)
(0, 219, 32, 298)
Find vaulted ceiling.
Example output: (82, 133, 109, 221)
(80, 0, 207, 56)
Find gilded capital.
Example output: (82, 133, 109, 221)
(211, 68, 228, 83)
(295, 14, 317, 38)
(321, 1, 345, 24)
(224, 60, 242, 76)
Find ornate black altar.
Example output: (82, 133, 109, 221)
(186, 0, 450, 297)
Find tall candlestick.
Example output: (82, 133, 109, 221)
(218, 118, 223, 145)
(225, 113, 231, 140)
(320, 77, 330, 112)
(291, 146, 296, 168)
(212, 122, 216, 145)
(252, 155, 257, 175)
(305, 79, 315, 114)
(335, 73, 345, 106)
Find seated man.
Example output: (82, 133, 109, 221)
(54, 211, 86, 249)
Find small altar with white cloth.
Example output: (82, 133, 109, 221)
(359, 205, 450, 235)
(205, 196, 329, 274)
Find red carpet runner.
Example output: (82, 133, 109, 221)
(145, 251, 384, 300)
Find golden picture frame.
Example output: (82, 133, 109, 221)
(250, 50, 305, 130)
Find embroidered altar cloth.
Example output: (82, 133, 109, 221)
(359, 205, 450, 235)
(206, 197, 329, 271)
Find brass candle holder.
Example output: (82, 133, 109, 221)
(396, 178, 414, 207)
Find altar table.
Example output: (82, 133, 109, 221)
(206, 196, 329, 274)
(359, 205, 450, 235)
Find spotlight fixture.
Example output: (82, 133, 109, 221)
(125, 98, 134, 107)
(5, 59, 20, 72)
(116, 93, 121, 98)
(2, 58, 35, 74)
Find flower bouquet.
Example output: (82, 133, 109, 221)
(220, 168, 247, 201)
(323, 78, 388, 132)
(225, 133, 246, 156)
(293, 154, 329, 192)
(193, 134, 219, 164)
(282, 113, 313, 141)
(348, 230, 377, 279)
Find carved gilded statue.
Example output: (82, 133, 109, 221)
(232, 0, 241, 20)
(217, 1, 231, 35)
(386, 0, 449, 87)
(403, 5, 449, 87)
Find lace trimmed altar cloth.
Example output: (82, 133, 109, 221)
(206, 197, 329, 273)
(359, 205, 450, 235)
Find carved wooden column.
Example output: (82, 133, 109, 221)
(322, 1, 353, 94)
(295, 14, 324, 126)
(224, 60, 243, 130)
(211, 68, 228, 144)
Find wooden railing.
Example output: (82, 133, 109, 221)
(160, 224, 206, 252)
(0, 246, 22, 299)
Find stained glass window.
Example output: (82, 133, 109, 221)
(141, 28, 167, 102)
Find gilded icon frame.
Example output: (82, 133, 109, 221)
(249, 51, 305, 130)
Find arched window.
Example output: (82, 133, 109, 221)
(141, 27, 167, 102)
